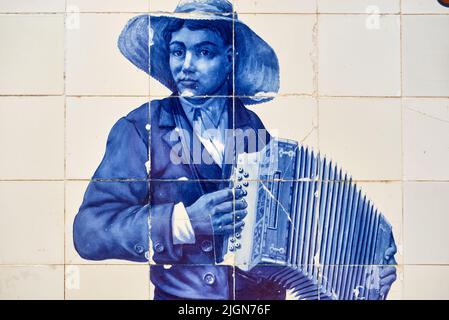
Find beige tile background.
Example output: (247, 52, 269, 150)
(1, 0, 449, 300)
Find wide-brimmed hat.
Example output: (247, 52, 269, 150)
(118, 0, 279, 104)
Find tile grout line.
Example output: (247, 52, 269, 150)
(3, 94, 449, 98)
(315, 0, 320, 300)
(232, 0, 236, 300)
(2, 11, 449, 16)
(399, 0, 405, 298)
(63, 0, 67, 301)
(147, 0, 151, 301)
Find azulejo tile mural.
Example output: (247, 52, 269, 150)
(0, 0, 448, 300)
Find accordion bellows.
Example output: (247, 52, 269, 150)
(222, 138, 396, 300)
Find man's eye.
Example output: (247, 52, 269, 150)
(200, 49, 211, 56)
(171, 50, 184, 57)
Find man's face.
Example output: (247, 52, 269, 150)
(169, 26, 232, 98)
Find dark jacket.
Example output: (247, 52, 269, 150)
(73, 96, 285, 299)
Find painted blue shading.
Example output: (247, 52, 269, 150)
(117, 1, 280, 104)
(73, 0, 397, 300)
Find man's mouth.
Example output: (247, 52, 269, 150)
(179, 79, 198, 87)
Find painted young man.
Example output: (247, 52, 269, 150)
(73, 0, 397, 300)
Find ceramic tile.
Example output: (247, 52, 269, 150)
(0, 181, 64, 265)
(66, 181, 145, 265)
(72, 180, 149, 264)
(0, 0, 65, 13)
(403, 98, 449, 180)
(319, 98, 402, 181)
(404, 182, 449, 265)
(403, 265, 449, 300)
(233, 266, 296, 300)
(317, 0, 400, 13)
(402, 0, 449, 14)
(0, 96, 64, 180)
(149, 11, 237, 98)
(148, 96, 236, 180)
(357, 182, 403, 265)
(68, 0, 149, 12)
(307, 182, 398, 267)
(147, 180, 236, 267)
(0, 266, 64, 300)
(246, 96, 318, 149)
(235, 0, 317, 13)
(150, 264, 235, 299)
(65, 265, 149, 299)
(0, 14, 64, 95)
(403, 15, 449, 97)
(66, 13, 150, 96)
(319, 14, 401, 97)
(318, 265, 400, 300)
(239, 13, 316, 96)
(66, 96, 149, 180)
(232, 181, 315, 271)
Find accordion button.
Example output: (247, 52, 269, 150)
(235, 242, 241, 249)
(235, 184, 242, 189)
(235, 232, 241, 239)
(238, 176, 243, 181)
(229, 237, 236, 243)
(243, 172, 249, 178)
(200, 240, 213, 253)
(242, 190, 248, 196)
(238, 168, 244, 173)
(243, 181, 249, 187)
(203, 273, 216, 285)
(229, 244, 235, 251)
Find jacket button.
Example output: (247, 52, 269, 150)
(200, 240, 213, 253)
(134, 244, 144, 254)
(203, 272, 215, 285)
(154, 242, 165, 253)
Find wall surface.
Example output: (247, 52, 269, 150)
(0, 0, 448, 300)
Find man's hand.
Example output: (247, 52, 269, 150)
(378, 240, 398, 298)
(379, 266, 397, 298)
(186, 188, 248, 236)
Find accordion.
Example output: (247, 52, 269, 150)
(222, 138, 396, 300)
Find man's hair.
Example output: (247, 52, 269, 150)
(162, 19, 233, 47)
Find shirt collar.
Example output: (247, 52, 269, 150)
(179, 96, 227, 128)
(158, 95, 252, 129)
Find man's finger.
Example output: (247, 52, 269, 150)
(380, 274, 397, 287)
(234, 209, 248, 221)
(214, 201, 233, 214)
(217, 213, 233, 226)
(218, 221, 245, 235)
(208, 188, 235, 205)
(380, 266, 396, 278)
(234, 199, 247, 211)
(380, 285, 391, 299)
(217, 210, 248, 226)
(214, 199, 247, 214)
(384, 246, 397, 260)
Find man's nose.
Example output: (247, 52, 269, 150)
(181, 51, 196, 73)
